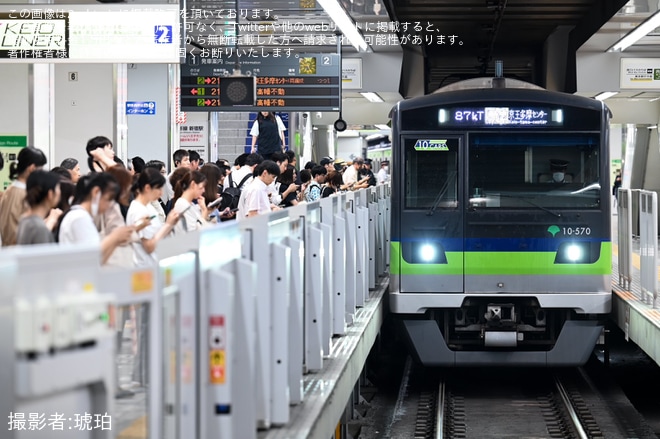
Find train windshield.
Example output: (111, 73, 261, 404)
(404, 137, 460, 209)
(468, 133, 601, 209)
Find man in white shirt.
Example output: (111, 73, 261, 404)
(223, 153, 263, 191)
(377, 160, 390, 184)
(237, 160, 282, 220)
(342, 157, 365, 188)
(162, 149, 190, 205)
(342, 157, 369, 190)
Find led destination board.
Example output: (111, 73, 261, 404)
(181, 53, 341, 112)
(438, 107, 564, 126)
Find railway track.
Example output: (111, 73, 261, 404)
(384, 359, 658, 439)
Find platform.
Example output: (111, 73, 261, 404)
(610, 190, 660, 368)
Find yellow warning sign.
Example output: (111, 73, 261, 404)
(209, 350, 226, 384)
(209, 350, 225, 367)
(164, 267, 172, 286)
(131, 270, 154, 294)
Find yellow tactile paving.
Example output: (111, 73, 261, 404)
(117, 416, 146, 439)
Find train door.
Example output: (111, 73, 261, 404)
(398, 135, 465, 293)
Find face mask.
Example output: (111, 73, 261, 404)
(384, 166, 389, 172)
(552, 172, 565, 183)
(91, 191, 101, 216)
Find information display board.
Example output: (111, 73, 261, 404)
(180, 53, 340, 112)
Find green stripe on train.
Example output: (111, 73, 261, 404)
(390, 242, 612, 276)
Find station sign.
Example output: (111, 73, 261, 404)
(180, 53, 341, 112)
(620, 58, 660, 90)
(0, 5, 179, 63)
(126, 101, 156, 115)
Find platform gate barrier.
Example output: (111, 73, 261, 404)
(618, 188, 633, 290)
(639, 190, 659, 307)
(3, 184, 390, 439)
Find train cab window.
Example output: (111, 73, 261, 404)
(468, 133, 601, 209)
(404, 137, 460, 209)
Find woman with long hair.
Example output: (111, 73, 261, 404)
(101, 166, 136, 267)
(199, 163, 235, 221)
(0, 146, 48, 246)
(322, 170, 344, 198)
(57, 172, 133, 265)
(172, 169, 209, 233)
(127, 168, 180, 266)
(277, 164, 299, 207)
(16, 170, 61, 245)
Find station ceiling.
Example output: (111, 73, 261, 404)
(385, 0, 628, 92)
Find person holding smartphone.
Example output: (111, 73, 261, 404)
(127, 168, 181, 266)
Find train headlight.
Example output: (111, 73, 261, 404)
(554, 242, 591, 264)
(565, 244, 583, 261)
(406, 242, 447, 264)
(419, 244, 436, 262)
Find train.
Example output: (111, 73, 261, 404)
(388, 77, 612, 366)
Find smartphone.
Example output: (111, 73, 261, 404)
(134, 215, 156, 231)
(178, 205, 192, 215)
(207, 197, 223, 208)
(230, 207, 239, 213)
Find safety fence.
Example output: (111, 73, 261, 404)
(617, 188, 659, 308)
(1, 184, 390, 439)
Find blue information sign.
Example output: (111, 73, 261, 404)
(126, 101, 156, 115)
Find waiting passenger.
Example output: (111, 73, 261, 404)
(52, 172, 76, 215)
(199, 163, 234, 221)
(56, 173, 133, 265)
(297, 169, 312, 202)
(377, 160, 390, 184)
(60, 157, 82, 183)
(277, 165, 300, 207)
(101, 166, 136, 268)
(162, 149, 191, 206)
(0, 146, 47, 246)
(130, 156, 146, 177)
(223, 153, 263, 191)
(16, 170, 62, 245)
(188, 150, 201, 171)
(172, 170, 210, 233)
(320, 156, 335, 173)
(322, 171, 343, 198)
(268, 152, 290, 205)
(86, 136, 116, 173)
(237, 160, 281, 220)
(360, 159, 377, 187)
(304, 165, 327, 202)
(127, 168, 180, 266)
(144, 160, 168, 223)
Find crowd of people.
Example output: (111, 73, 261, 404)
(0, 136, 390, 268)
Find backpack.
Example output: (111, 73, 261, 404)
(221, 173, 252, 210)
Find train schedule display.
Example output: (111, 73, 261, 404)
(180, 53, 340, 112)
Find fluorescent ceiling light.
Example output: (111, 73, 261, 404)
(317, 0, 369, 51)
(595, 91, 618, 101)
(375, 124, 390, 130)
(360, 92, 384, 102)
(608, 10, 660, 52)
